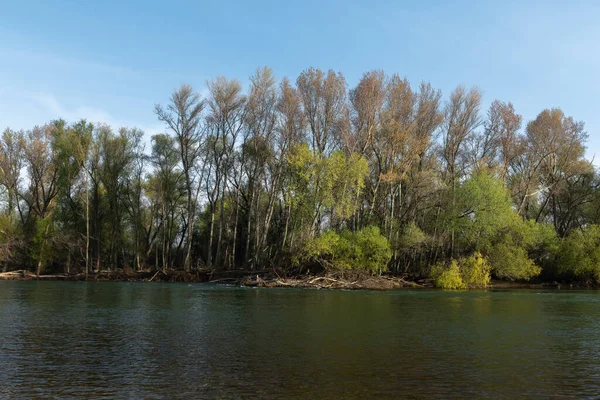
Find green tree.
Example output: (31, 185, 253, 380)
(297, 226, 391, 275)
(558, 225, 600, 284)
(450, 171, 542, 280)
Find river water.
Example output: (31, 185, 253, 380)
(0, 281, 599, 398)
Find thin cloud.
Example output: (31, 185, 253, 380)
(27, 92, 163, 139)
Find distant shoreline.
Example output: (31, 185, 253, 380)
(0, 269, 594, 290)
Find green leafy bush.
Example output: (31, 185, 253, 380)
(487, 241, 541, 281)
(558, 225, 600, 284)
(298, 226, 392, 274)
(430, 252, 491, 289)
(460, 252, 492, 287)
(431, 260, 466, 290)
(482, 219, 553, 281)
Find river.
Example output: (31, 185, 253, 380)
(0, 281, 599, 398)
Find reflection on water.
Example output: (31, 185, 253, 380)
(0, 282, 599, 398)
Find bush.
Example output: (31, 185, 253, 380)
(487, 241, 541, 281)
(480, 219, 548, 281)
(558, 225, 600, 284)
(350, 226, 392, 274)
(460, 252, 492, 287)
(431, 260, 466, 290)
(298, 226, 392, 274)
(430, 252, 491, 289)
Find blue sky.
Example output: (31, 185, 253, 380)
(1, 0, 599, 159)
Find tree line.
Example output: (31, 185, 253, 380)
(1, 66, 599, 284)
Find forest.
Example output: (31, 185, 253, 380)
(1, 67, 599, 287)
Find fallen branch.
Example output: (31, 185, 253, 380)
(208, 278, 239, 283)
(148, 270, 160, 282)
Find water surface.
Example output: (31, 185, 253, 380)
(0, 281, 599, 398)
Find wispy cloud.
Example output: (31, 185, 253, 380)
(26, 92, 164, 138)
(0, 43, 136, 77)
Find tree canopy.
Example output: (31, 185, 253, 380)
(0, 67, 596, 284)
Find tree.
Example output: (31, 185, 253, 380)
(97, 126, 135, 270)
(440, 86, 482, 255)
(147, 134, 185, 270)
(156, 84, 205, 271)
(21, 124, 61, 275)
(481, 100, 522, 181)
(558, 225, 600, 284)
(296, 226, 391, 275)
(297, 68, 346, 156)
(526, 108, 588, 234)
(205, 77, 246, 269)
(0, 66, 597, 286)
(0, 128, 24, 222)
(451, 171, 542, 280)
(242, 66, 278, 267)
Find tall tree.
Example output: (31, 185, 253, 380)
(156, 85, 205, 271)
(206, 77, 246, 269)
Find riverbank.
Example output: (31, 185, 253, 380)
(0, 269, 211, 283)
(0, 269, 592, 290)
(0, 269, 420, 289)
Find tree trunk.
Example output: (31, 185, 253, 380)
(215, 177, 226, 269)
(207, 202, 216, 268)
(85, 165, 90, 278)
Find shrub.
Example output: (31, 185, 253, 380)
(480, 219, 548, 281)
(460, 252, 492, 287)
(350, 226, 392, 274)
(487, 241, 541, 281)
(431, 260, 466, 290)
(430, 252, 491, 289)
(558, 225, 600, 284)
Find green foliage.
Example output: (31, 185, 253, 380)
(558, 225, 600, 284)
(460, 252, 492, 287)
(488, 242, 540, 281)
(323, 151, 368, 220)
(522, 220, 560, 260)
(482, 220, 548, 281)
(397, 222, 427, 250)
(298, 226, 391, 274)
(0, 72, 594, 281)
(452, 170, 519, 251)
(431, 260, 466, 290)
(430, 252, 490, 289)
(30, 217, 55, 272)
(350, 226, 393, 274)
(0, 215, 21, 266)
(286, 144, 368, 229)
(450, 171, 545, 281)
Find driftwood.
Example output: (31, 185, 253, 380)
(0, 270, 34, 280)
(237, 274, 416, 290)
(0, 270, 89, 281)
(148, 270, 161, 282)
(208, 278, 240, 283)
